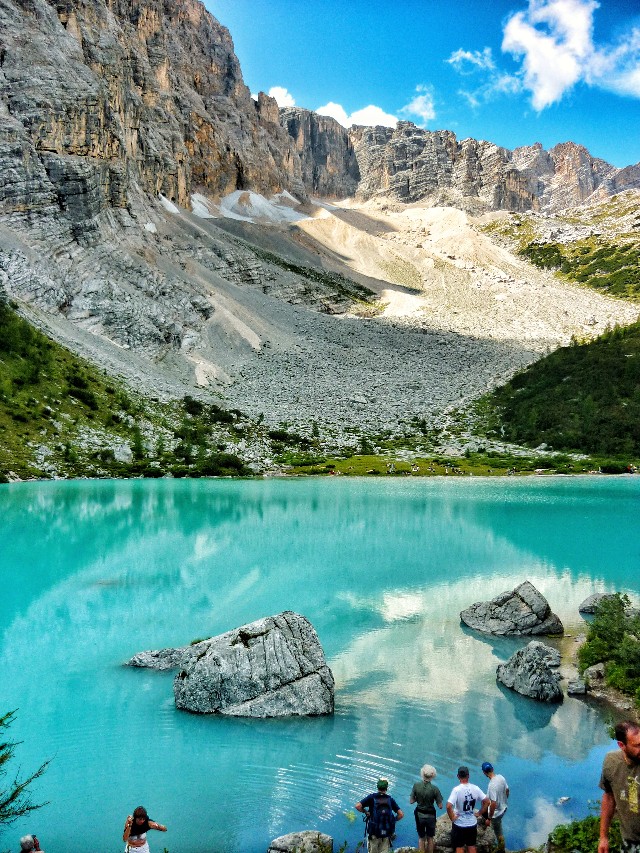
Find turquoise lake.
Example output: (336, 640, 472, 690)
(1, 477, 639, 853)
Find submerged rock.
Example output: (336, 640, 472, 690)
(126, 645, 207, 671)
(268, 831, 333, 853)
(496, 640, 563, 702)
(460, 580, 564, 636)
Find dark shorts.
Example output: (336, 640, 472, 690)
(415, 811, 436, 839)
(451, 823, 478, 850)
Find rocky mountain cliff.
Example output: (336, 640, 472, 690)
(281, 110, 640, 212)
(0, 0, 304, 234)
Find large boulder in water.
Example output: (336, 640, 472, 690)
(173, 611, 334, 717)
(496, 640, 564, 702)
(460, 580, 563, 636)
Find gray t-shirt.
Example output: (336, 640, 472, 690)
(487, 774, 509, 819)
(600, 750, 640, 842)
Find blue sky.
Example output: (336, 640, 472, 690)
(206, 0, 640, 168)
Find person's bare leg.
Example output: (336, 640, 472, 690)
(426, 836, 435, 853)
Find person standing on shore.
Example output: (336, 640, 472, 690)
(410, 764, 444, 853)
(599, 720, 640, 853)
(479, 762, 509, 852)
(447, 766, 490, 853)
(123, 806, 167, 853)
(355, 778, 405, 853)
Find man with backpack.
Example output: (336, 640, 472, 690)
(355, 778, 405, 853)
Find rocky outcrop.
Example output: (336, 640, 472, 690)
(268, 831, 333, 853)
(432, 813, 497, 853)
(460, 580, 564, 636)
(583, 662, 606, 685)
(170, 611, 334, 717)
(496, 640, 564, 702)
(280, 108, 359, 198)
(126, 644, 207, 670)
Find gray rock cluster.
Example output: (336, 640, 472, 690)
(272, 814, 497, 853)
(129, 611, 335, 718)
(496, 640, 564, 702)
(460, 581, 564, 636)
(268, 831, 333, 853)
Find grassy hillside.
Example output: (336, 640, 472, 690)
(483, 191, 640, 300)
(484, 321, 640, 458)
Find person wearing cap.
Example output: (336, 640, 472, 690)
(410, 764, 444, 853)
(479, 762, 509, 852)
(355, 778, 405, 853)
(446, 766, 490, 853)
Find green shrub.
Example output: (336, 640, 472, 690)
(549, 814, 622, 853)
(183, 395, 205, 416)
(578, 594, 640, 704)
(487, 321, 640, 455)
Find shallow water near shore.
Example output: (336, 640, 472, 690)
(1, 477, 639, 853)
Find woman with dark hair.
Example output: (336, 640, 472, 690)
(123, 806, 167, 853)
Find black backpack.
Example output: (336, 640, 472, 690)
(366, 792, 396, 838)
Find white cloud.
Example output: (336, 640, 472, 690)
(502, 0, 640, 108)
(316, 101, 398, 128)
(447, 47, 496, 73)
(400, 84, 436, 126)
(268, 86, 296, 107)
(447, 0, 640, 111)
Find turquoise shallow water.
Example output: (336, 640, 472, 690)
(1, 477, 639, 853)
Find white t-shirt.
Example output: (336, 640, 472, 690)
(448, 782, 487, 827)
(487, 774, 509, 818)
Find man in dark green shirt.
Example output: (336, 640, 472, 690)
(410, 764, 444, 853)
(599, 720, 640, 853)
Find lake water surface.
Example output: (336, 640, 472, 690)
(1, 477, 639, 853)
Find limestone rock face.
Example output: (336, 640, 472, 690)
(173, 611, 334, 717)
(460, 581, 564, 636)
(268, 832, 333, 853)
(0, 0, 305, 223)
(346, 124, 639, 212)
(280, 107, 360, 198)
(496, 640, 564, 702)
